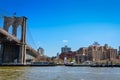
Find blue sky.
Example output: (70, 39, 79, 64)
(0, 0, 120, 56)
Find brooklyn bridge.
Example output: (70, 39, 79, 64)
(0, 16, 39, 64)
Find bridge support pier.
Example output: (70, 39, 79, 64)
(0, 43, 19, 64)
(18, 17, 27, 64)
(0, 42, 27, 65)
(19, 44, 26, 64)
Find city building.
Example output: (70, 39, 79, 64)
(75, 47, 88, 64)
(58, 43, 120, 64)
(61, 45, 71, 53)
(75, 42, 118, 64)
(37, 47, 44, 56)
(59, 51, 76, 64)
(118, 46, 120, 54)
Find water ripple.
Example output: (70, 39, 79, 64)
(0, 66, 120, 80)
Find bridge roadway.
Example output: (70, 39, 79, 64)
(0, 28, 39, 58)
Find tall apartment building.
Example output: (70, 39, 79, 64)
(37, 47, 44, 56)
(61, 45, 71, 53)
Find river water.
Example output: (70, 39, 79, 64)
(0, 66, 120, 80)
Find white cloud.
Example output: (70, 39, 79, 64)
(63, 40, 68, 43)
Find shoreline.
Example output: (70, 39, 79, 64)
(0, 64, 120, 67)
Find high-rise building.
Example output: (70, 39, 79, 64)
(37, 47, 44, 56)
(61, 45, 71, 53)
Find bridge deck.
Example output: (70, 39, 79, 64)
(0, 28, 20, 43)
(0, 28, 39, 57)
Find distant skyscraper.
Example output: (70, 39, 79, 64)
(37, 47, 44, 56)
(61, 45, 71, 53)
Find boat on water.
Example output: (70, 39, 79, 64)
(65, 61, 93, 67)
(65, 63, 91, 67)
(90, 64, 120, 67)
(31, 62, 56, 66)
(0, 62, 56, 67)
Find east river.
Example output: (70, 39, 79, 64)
(0, 66, 120, 80)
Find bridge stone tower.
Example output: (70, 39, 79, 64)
(2, 16, 27, 64)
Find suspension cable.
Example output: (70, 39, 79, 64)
(27, 23, 37, 50)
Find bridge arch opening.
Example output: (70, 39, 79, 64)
(8, 25, 13, 35)
(17, 25, 22, 40)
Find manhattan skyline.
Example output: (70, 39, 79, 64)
(0, 0, 120, 56)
